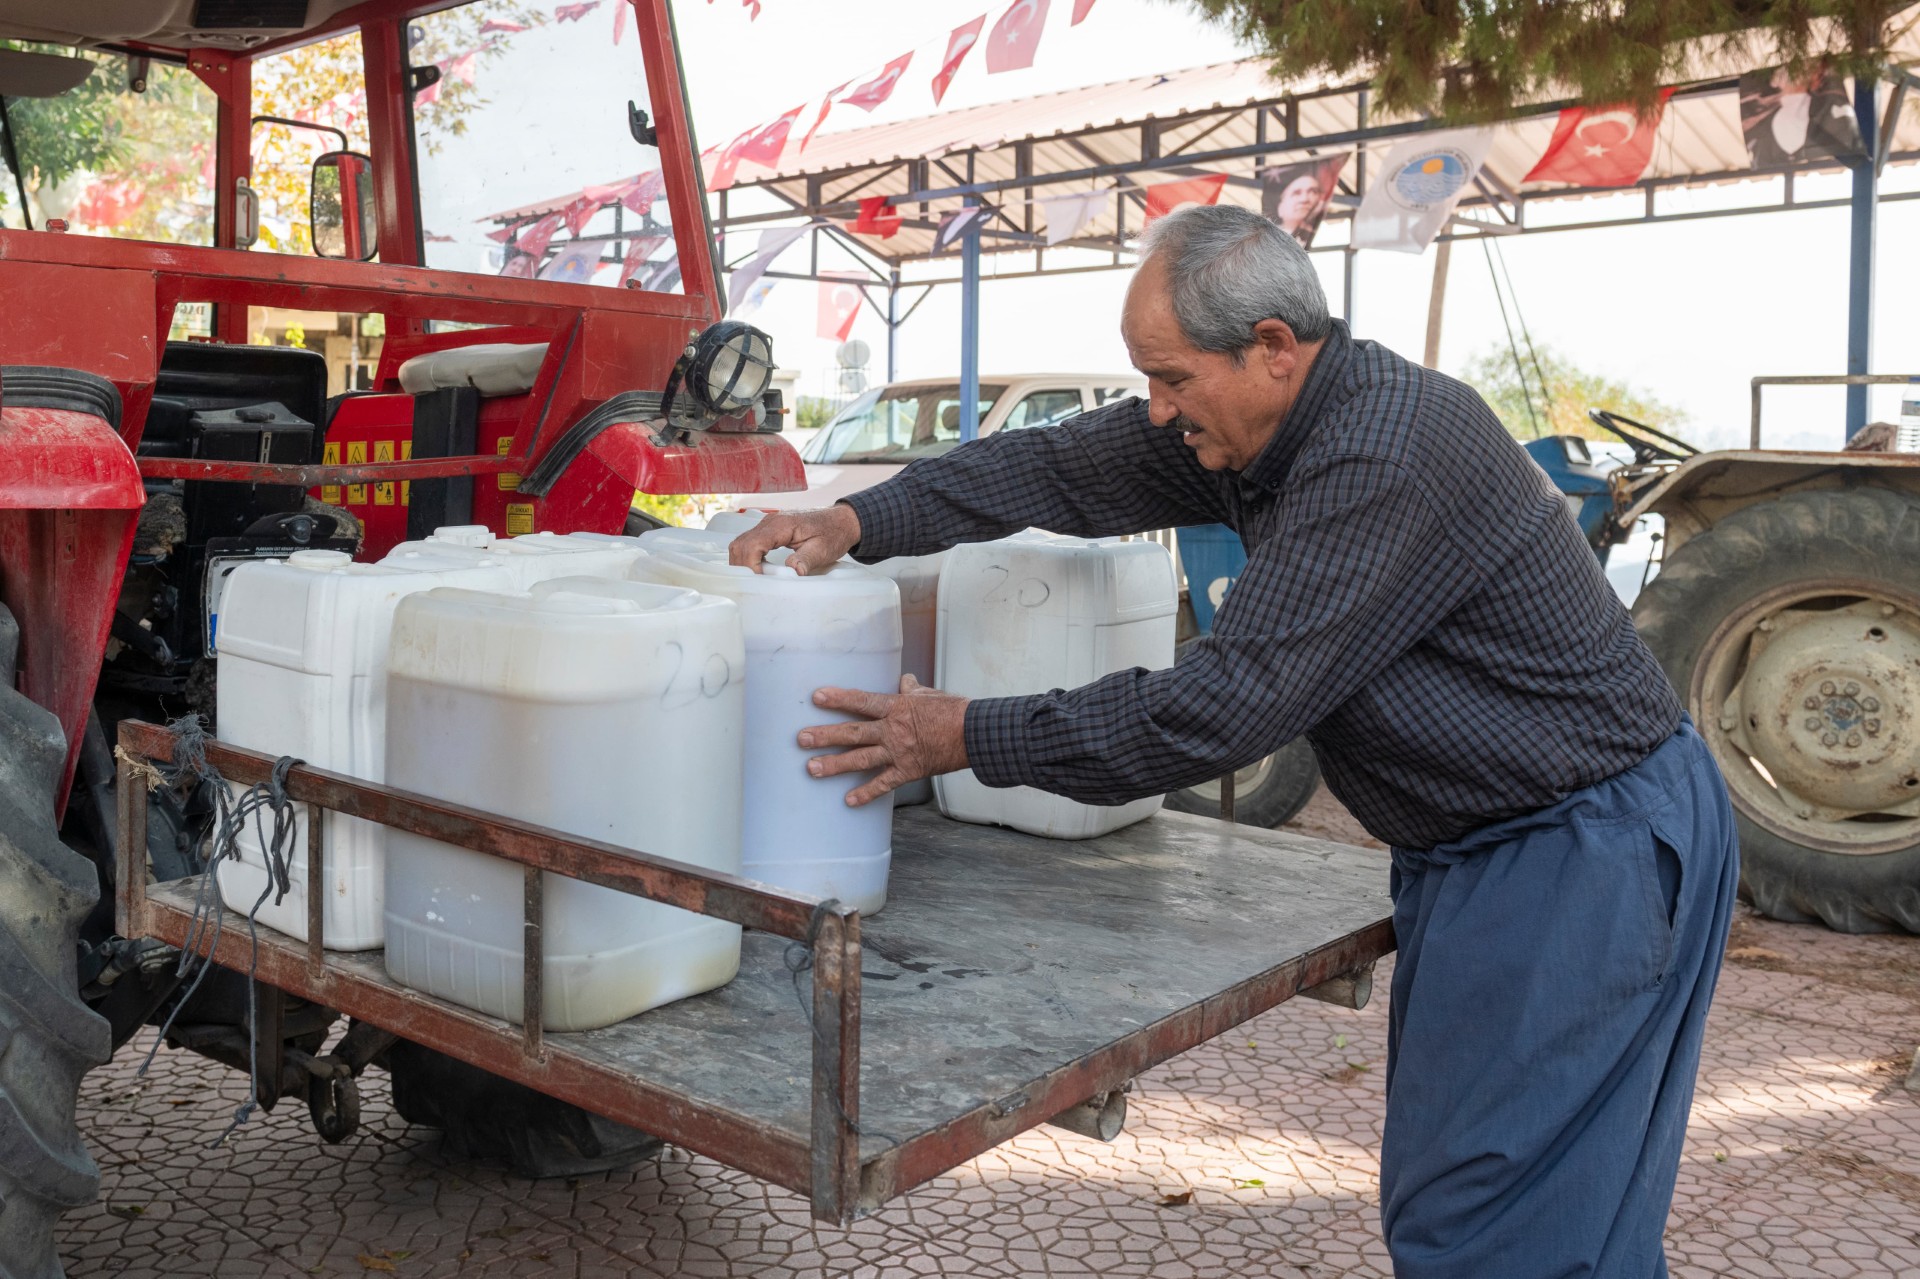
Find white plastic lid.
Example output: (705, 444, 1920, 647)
(428, 525, 493, 548)
(289, 549, 353, 571)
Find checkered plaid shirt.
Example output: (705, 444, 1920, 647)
(842, 321, 1682, 850)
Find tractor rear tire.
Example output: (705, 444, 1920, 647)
(1165, 738, 1321, 829)
(1631, 489, 1920, 933)
(0, 608, 113, 1279)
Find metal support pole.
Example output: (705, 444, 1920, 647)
(886, 268, 900, 382)
(1423, 238, 1451, 369)
(1845, 75, 1878, 438)
(960, 198, 983, 442)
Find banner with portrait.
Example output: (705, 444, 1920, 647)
(1258, 154, 1348, 249)
(1737, 65, 1865, 167)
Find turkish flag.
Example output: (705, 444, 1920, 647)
(623, 169, 665, 216)
(1072, 0, 1096, 22)
(562, 195, 598, 236)
(739, 106, 803, 168)
(705, 131, 753, 192)
(1524, 89, 1673, 187)
(848, 195, 902, 238)
(800, 81, 850, 152)
(985, 0, 1049, 74)
(1142, 173, 1228, 225)
(619, 235, 669, 287)
(841, 54, 913, 113)
(933, 17, 985, 105)
(515, 212, 563, 259)
(818, 273, 865, 341)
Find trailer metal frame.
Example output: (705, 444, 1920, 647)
(114, 720, 1394, 1223)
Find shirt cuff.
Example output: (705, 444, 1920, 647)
(962, 696, 1040, 790)
(839, 485, 918, 561)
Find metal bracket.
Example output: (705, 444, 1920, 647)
(1300, 962, 1374, 1010)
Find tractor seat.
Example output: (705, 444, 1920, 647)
(397, 343, 548, 397)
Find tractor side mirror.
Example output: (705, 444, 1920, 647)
(310, 151, 377, 261)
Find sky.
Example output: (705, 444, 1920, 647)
(428, 0, 1920, 451)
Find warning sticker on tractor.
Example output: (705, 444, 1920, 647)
(505, 502, 536, 535)
(373, 440, 396, 506)
(496, 435, 520, 491)
(345, 440, 368, 505)
(400, 440, 412, 506)
(321, 442, 342, 505)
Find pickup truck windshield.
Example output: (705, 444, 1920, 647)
(806, 384, 1006, 464)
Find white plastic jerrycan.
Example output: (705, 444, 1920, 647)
(935, 531, 1177, 839)
(382, 577, 747, 1031)
(381, 524, 641, 589)
(629, 540, 902, 914)
(213, 548, 514, 949)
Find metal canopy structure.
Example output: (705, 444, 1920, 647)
(489, 14, 1920, 435)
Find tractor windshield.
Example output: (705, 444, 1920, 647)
(409, 2, 690, 293)
(0, 43, 216, 244)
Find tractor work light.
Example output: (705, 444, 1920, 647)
(672, 320, 775, 419)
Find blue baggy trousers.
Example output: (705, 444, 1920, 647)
(1380, 720, 1739, 1279)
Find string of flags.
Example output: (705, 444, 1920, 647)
(702, 0, 1107, 193)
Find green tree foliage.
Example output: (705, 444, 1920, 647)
(1183, 0, 1914, 120)
(1461, 342, 1686, 441)
(1, 3, 537, 247)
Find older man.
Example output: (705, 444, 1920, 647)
(730, 203, 1737, 1278)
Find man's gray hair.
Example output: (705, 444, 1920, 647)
(1138, 203, 1332, 359)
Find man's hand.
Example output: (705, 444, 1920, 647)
(728, 505, 862, 576)
(799, 675, 969, 807)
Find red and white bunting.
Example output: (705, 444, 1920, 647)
(800, 81, 851, 152)
(562, 195, 599, 236)
(841, 53, 914, 112)
(985, 0, 1048, 74)
(479, 19, 528, 35)
(619, 234, 670, 286)
(933, 16, 986, 105)
(613, 0, 628, 43)
(1071, 0, 1096, 24)
(554, 2, 599, 23)
(1141, 173, 1227, 226)
(515, 211, 564, 259)
(739, 106, 804, 169)
(848, 195, 903, 238)
(817, 272, 865, 341)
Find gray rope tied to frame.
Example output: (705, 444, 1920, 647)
(782, 900, 901, 1153)
(137, 714, 306, 1146)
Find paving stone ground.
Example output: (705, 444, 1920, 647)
(59, 791, 1920, 1278)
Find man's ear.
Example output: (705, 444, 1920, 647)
(1250, 318, 1300, 380)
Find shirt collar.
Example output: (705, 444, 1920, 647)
(1235, 319, 1353, 493)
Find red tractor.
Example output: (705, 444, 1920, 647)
(0, 4, 799, 1273)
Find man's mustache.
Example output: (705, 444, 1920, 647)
(1170, 415, 1202, 432)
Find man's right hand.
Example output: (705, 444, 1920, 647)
(727, 504, 863, 575)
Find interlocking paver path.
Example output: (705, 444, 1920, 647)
(60, 791, 1920, 1277)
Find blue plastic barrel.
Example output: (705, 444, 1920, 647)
(1176, 524, 1247, 635)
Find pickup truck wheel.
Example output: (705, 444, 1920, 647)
(1632, 489, 1920, 933)
(1166, 738, 1320, 829)
(0, 608, 113, 1279)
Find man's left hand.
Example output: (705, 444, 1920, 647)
(800, 675, 970, 807)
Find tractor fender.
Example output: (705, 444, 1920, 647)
(1625, 449, 1920, 553)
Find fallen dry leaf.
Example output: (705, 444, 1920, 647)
(355, 1256, 395, 1273)
(1157, 1190, 1193, 1207)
